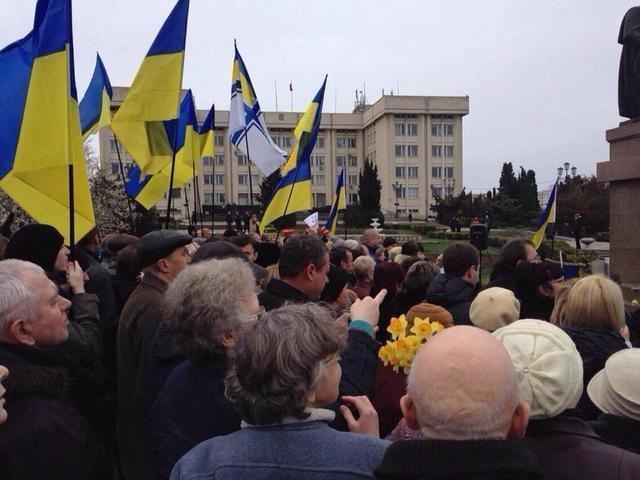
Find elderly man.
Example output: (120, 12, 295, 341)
(117, 229, 192, 480)
(361, 229, 381, 260)
(375, 326, 538, 479)
(0, 259, 112, 479)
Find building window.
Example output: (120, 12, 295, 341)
(408, 145, 418, 157)
(347, 138, 357, 149)
(111, 162, 119, 175)
(110, 139, 118, 152)
(216, 193, 226, 204)
(444, 145, 454, 157)
(251, 174, 260, 185)
(349, 193, 358, 204)
(202, 156, 213, 166)
(215, 155, 225, 166)
(348, 154, 357, 167)
(312, 175, 325, 186)
(395, 166, 406, 178)
(215, 135, 224, 147)
(317, 137, 325, 149)
(408, 166, 418, 178)
(348, 174, 358, 186)
(407, 123, 418, 136)
(432, 145, 442, 157)
(431, 124, 442, 136)
(336, 137, 346, 149)
(281, 136, 292, 149)
(170, 188, 181, 199)
(431, 186, 443, 197)
(394, 123, 405, 136)
(237, 154, 247, 165)
(313, 193, 327, 207)
(204, 174, 213, 184)
(394, 186, 406, 199)
(238, 193, 249, 205)
(204, 193, 213, 204)
(432, 167, 441, 178)
(444, 167, 454, 178)
(444, 124, 454, 136)
(394, 145, 406, 157)
(336, 155, 345, 167)
(408, 187, 419, 199)
(238, 174, 248, 185)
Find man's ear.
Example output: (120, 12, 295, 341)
(8, 319, 36, 347)
(156, 258, 171, 274)
(220, 331, 237, 350)
(400, 394, 420, 431)
(508, 399, 530, 439)
(304, 262, 316, 281)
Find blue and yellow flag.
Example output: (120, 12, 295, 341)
(199, 104, 215, 157)
(124, 90, 198, 209)
(79, 53, 112, 139)
(325, 169, 346, 235)
(111, 0, 189, 176)
(229, 42, 286, 176)
(0, 0, 94, 243)
(531, 180, 558, 249)
(260, 77, 327, 229)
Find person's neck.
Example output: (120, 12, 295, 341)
(281, 276, 309, 297)
(148, 270, 173, 285)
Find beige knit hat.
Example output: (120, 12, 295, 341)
(492, 319, 583, 419)
(470, 287, 520, 332)
(587, 348, 640, 421)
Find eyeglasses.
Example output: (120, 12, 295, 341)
(321, 353, 342, 368)
(246, 306, 265, 323)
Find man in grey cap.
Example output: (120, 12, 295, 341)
(117, 229, 192, 480)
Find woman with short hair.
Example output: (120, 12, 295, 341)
(171, 303, 389, 480)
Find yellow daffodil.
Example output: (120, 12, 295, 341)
(410, 316, 433, 341)
(387, 315, 408, 340)
(431, 321, 444, 335)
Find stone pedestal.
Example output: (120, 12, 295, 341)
(597, 121, 640, 289)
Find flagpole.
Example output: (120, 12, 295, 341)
(165, 124, 180, 229)
(184, 186, 191, 230)
(343, 170, 348, 240)
(275, 163, 302, 244)
(211, 151, 215, 235)
(113, 134, 136, 233)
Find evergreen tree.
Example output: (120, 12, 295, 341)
(498, 162, 517, 197)
(358, 159, 381, 212)
(256, 169, 282, 214)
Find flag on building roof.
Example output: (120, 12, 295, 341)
(325, 169, 346, 235)
(199, 104, 215, 157)
(0, 0, 95, 243)
(260, 77, 327, 229)
(229, 42, 286, 176)
(531, 179, 558, 249)
(79, 53, 113, 138)
(111, 0, 189, 176)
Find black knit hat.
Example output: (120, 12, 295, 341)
(321, 264, 350, 303)
(4, 224, 65, 272)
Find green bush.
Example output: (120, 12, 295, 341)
(345, 206, 385, 228)
(594, 231, 609, 242)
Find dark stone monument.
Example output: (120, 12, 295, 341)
(597, 7, 640, 294)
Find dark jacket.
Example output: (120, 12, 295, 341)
(171, 410, 390, 480)
(525, 414, 640, 479)
(117, 272, 168, 480)
(426, 274, 475, 326)
(590, 414, 640, 455)
(64, 291, 104, 360)
(151, 355, 240, 480)
(563, 326, 628, 420)
(374, 439, 541, 479)
(258, 277, 309, 311)
(0, 343, 113, 480)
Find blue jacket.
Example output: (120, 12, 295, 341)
(171, 409, 390, 480)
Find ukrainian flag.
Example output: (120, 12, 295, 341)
(229, 42, 286, 176)
(260, 77, 327, 229)
(79, 53, 112, 139)
(199, 105, 215, 157)
(111, 0, 189, 176)
(0, 0, 94, 244)
(325, 169, 346, 235)
(531, 180, 558, 249)
(125, 90, 198, 209)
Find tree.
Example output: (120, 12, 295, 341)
(557, 175, 609, 234)
(358, 159, 381, 212)
(256, 169, 281, 214)
(498, 162, 517, 198)
(89, 168, 138, 234)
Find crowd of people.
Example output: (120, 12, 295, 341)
(0, 220, 639, 479)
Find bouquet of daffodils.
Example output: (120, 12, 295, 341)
(378, 315, 444, 374)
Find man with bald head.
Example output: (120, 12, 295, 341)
(361, 229, 381, 260)
(375, 326, 541, 479)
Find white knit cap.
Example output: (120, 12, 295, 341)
(587, 348, 640, 421)
(470, 287, 520, 332)
(492, 319, 583, 418)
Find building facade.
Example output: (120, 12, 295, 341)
(99, 87, 468, 220)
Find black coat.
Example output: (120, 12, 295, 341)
(525, 414, 640, 480)
(374, 439, 541, 479)
(0, 343, 113, 480)
(258, 277, 309, 311)
(562, 326, 628, 420)
(426, 274, 475, 326)
(151, 355, 239, 480)
(590, 414, 640, 455)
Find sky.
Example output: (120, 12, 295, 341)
(1, 0, 635, 192)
